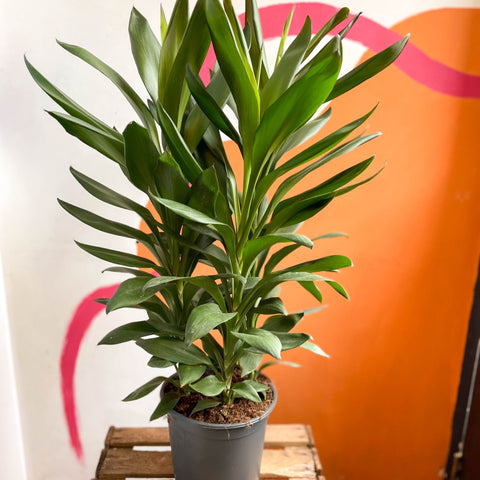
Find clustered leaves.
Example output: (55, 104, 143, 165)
(27, 0, 407, 419)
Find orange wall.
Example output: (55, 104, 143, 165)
(263, 8, 480, 480)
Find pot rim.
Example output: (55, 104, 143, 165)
(161, 374, 277, 430)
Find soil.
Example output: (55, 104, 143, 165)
(165, 371, 274, 424)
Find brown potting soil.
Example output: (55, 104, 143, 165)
(166, 371, 274, 424)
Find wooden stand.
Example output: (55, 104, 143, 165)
(94, 424, 325, 479)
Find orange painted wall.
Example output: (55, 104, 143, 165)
(261, 8, 480, 480)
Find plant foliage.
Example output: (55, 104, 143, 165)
(27, 0, 407, 417)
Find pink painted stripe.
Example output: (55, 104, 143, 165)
(60, 284, 119, 461)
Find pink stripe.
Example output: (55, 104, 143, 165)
(60, 284, 119, 460)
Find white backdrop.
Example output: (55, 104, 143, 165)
(1, 0, 479, 478)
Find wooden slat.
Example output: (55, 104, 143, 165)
(261, 447, 316, 478)
(98, 449, 174, 478)
(107, 427, 170, 448)
(305, 425, 323, 475)
(264, 424, 311, 447)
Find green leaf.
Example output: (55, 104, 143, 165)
(205, 0, 260, 151)
(155, 152, 190, 203)
(274, 332, 310, 351)
(58, 199, 152, 246)
(268, 195, 334, 231)
(261, 16, 311, 115)
(327, 35, 409, 101)
(148, 357, 173, 368)
(238, 351, 263, 376)
(252, 37, 342, 176)
(57, 40, 159, 147)
(163, 0, 211, 123)
(152, 196, 235, 253)
(75, 241, 159, 269)
(183, 67, 231, 150)
(304, 7, 350, 58)
(301, 341, 329, 358)
(187, 167, 219, 219)
(232, 329, 282, 359)
(191, 399, 221, 415)
(275, 157, 375, 216)
(240, 272, 331, 316)
(106, 277, 157, 313)
(245, 0, 269, 88)
(137, 337, 211, 365)
(150, 391, 181, 420)
(257, 360, 301, 373)
(264, 244, 303, 274)
(47, 111, 125, 165)
(274, 108, 332, 162)
(98, 321, 158, 345)
(123, 376, 167, 401)
(280, 110, 378, 176)
(232, 380, 267, 402)
(243, 233, 313, 271)
(185, 66, 241, 145)
(274, 6, 294, 68)
(102, 266, 153, 277)
(253, 108, 378, 222)
(155, 102, 203, 182)
(191, 375, 226, 396)
(262, 312, 303, 333)
(25, 56, 120, 137)
(129, 7, 161, 101)
(185, 304, 236, 345)
(326, 280, 349, 299)
(158, 0, 188, 102)
(299, 281, 323, 302)
(279, 255, 353, 275)
(123, 122, 159, 192)
(69, 167, 156, 222)
(252, 297, 286, 315)
(178, 364, 207, 386)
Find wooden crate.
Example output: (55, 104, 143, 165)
(94, 424, 325, 479)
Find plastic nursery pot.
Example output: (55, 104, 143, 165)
(162, 379, 277, 480)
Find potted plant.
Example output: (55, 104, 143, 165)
(26, 0, 407, 478)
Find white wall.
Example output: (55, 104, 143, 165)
(0, 253, 27, 480)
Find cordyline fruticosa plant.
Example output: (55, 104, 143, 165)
(27, 0, 407, 418)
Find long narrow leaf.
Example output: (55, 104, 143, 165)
(129, 7, 161, 101)
(205, 0, 260, 152)
(155, 102, 202, 182)
(123, 122, 160, 192)
(185, 66, 241, 146)
(163, 0, 211, 124)
(158, 0, 188, 102)
(58, 199, 153, 246)
(252, 37, 342, 178)
(57, 40, 159, 148)
(327, 35, 409, 101)
(260, 16, 311, 115)
(137, 337, 211, 365)
(47, 111, 125, 165)
(304, 7, 350, 58)
(75, 241, 159, 269)
(25, 57, 120, 138)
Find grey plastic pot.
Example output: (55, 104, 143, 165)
(163, 380, 277, 480)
